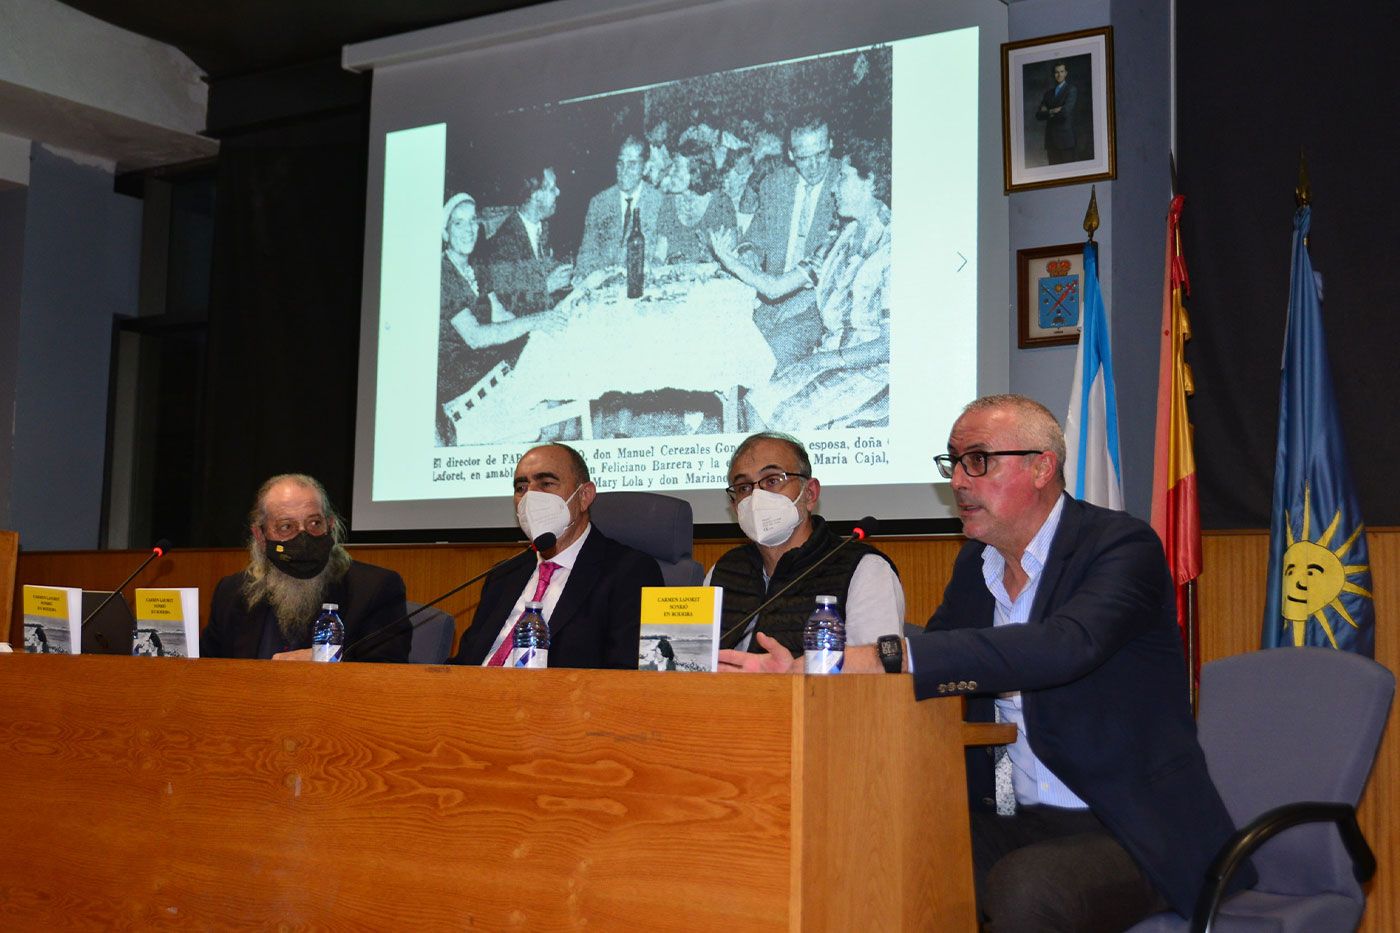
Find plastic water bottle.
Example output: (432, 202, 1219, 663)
(509, 601, 550, 668)
(311, 603, 345, 662)
(803, 595, 845, 674)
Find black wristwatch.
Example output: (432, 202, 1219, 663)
(876, 634, 903, 674)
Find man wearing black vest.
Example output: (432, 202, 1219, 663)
(706, 432, 904, 653)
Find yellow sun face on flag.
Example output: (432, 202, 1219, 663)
(1281, 486, 1372, 648)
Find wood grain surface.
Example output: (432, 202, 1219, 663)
(10, 529, 1398, 930)
(0, 529, 15, 647)
(0, 658, 984, 930)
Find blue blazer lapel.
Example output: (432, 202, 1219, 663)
(547, 528, 607, 639)
(1029, 494, 1084, 624)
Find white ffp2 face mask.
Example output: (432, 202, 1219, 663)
(516, 487, 581, 543)
(737, 486, 804, 548)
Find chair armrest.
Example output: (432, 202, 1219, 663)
(1190, 801, 1374, 933)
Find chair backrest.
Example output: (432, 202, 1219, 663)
(589, 491, 703, 586)
(1196, 647, 1395, 900)
(404, 601, 457, 664)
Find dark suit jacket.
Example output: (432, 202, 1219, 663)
(574, 182, 663, 280)
(201, 560, 410, 662)
(1035, 81, 1078, 152)
(738, 161, 841, 274)
(908, 495, 1245, 916)
(450, 525, 662, 669)
(481, 212, 559, 314)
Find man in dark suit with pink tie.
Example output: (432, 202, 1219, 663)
(450, 443, 661, 669)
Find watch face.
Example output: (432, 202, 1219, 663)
(878, 635, 901, 672)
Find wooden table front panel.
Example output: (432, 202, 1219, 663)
(0, 657, 982, 931)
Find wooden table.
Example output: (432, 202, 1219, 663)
(0, 655, 1006, 930)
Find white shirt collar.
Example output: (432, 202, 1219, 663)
(540, 521, 591, 571)
(981, 494, 1066, 584)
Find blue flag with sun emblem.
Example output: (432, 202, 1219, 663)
(1262, 205, 1373, 655)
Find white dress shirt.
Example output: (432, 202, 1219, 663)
(481, 523, 592, 664)
(980, 496, 1088, 808)
(782, 176, 825, 272)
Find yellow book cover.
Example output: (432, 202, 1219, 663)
(134, 588, 200, 658)
(638, 585, 722, 672)
(22, 585, 82, 654)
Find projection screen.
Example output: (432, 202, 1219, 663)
(347, 0, 1009, 536)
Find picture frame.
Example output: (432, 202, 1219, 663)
(1017, 242, 1085, 348)
(1002, 27, 1116, 193)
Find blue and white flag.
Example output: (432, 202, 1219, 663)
(1262, 205, 1373, 655)
(1064, 240, 1123, 509)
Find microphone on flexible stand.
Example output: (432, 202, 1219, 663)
(343, 532, 556, 660)
(718, 517, 879, 649)
(80, 539, 173, 628)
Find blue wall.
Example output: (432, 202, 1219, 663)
(0, 185, 26, 531)
(9, 145, 141, 549)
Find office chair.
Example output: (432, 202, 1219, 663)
(1128, 646, 1394, 932)
(403, 600, 457, 664)
(590, 491, 703, 586)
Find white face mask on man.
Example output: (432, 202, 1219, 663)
(516, 486, 582, 543)
(737, 485, 805, 548)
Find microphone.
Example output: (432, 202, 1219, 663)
(343, 532, 557, 660)
(80, 539, 174, 627)
(718, 517, 878, 649)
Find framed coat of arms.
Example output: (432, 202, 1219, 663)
(1017, 242, 1084, 348)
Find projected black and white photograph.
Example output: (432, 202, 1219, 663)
(433, 46, 894, 450)
(366, 20, 979, 518)
(1001, 27, 1116, 193)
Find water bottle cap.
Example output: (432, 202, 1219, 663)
(321, 603, 339, 610)
(815, 595, 838, 606)
(524, 601, 544, 610)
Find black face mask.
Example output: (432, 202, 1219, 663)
(264, 531, 334, 579)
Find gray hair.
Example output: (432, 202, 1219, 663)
(247, 473, 348, 547)
(242, 473, 351, 625)
(960, 394, 1066, 485)
(728, 431, 812, 478)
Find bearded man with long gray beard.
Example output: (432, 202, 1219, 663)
(201, 474, 411, 662)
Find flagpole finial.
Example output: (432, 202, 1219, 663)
(1083, 186, 1100, 241)
(1295, 149, 1311, 208)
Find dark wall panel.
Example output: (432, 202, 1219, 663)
(1178, 1, 1400, 528)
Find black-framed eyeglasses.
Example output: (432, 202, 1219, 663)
(933, 450, 1043, 479)
(725, 470, 810, 502)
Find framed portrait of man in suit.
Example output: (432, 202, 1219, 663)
(1001, 27, 1116, 193)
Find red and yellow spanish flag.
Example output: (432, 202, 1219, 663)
(1150, 195, 1202, 678)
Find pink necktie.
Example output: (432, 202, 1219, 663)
(487, 561, 559, 666)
